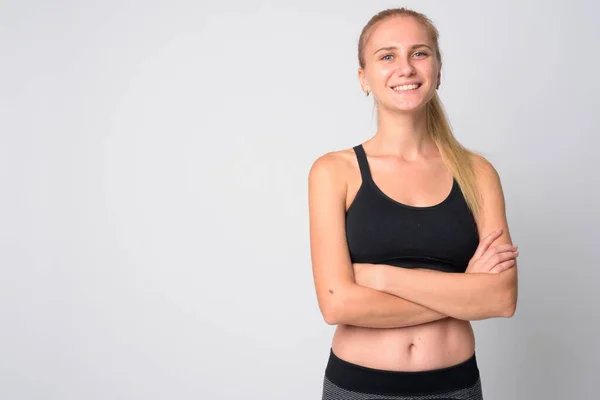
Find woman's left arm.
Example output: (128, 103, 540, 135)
(370, 155, 518, 321)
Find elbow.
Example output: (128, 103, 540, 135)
(494, 285, 517, 318)
(497, 268, 518, 318)
(501, 277, 518, 318)
(467, 304, 513, 321)
(322, 301, 347, 325)
(501, 302, 517, 318)
(500, 293, 518, 318)
(323, 311, 339, 326)
(321, 302, 340, 325)
(320, 286, 352, 325)
(471, 298, 516, 321)
(470, 287, 517, 321)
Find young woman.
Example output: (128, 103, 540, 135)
(308, 8, 519, 400)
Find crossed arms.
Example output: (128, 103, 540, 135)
(308, 152, 518, 328)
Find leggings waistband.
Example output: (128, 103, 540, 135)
(325, 348, 480, 395)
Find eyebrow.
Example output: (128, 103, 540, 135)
(373, 44, 433, 55)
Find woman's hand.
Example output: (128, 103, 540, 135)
(466, 229, 519, 274)
(353, 263, 385, 290)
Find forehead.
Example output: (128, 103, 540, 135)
(366, 16, 432, 52)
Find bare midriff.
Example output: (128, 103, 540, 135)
(331, 317, 475, 372)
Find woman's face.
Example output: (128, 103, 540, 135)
(359, 16, 441, 113)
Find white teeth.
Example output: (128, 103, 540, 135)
(392, 84, 420, 91)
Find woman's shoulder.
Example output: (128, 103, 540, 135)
(468, 152, 501, 183)
(308, 146, 358, 185)
(466, 151, 505, 208)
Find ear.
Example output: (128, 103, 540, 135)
(358, 68, 369, 93)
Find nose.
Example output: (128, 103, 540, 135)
(395, 56, 416, 77)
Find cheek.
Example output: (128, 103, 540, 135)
(373, 66, 396, 85)
(418, 64, 435, 77)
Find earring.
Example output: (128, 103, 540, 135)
(365, 90, 370, 97)
(436, 82, 440, 90)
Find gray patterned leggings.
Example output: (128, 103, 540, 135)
(321, 349, 484, 400)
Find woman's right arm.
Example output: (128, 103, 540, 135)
(308, 152, 448, 328)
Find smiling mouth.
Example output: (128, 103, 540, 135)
(391, 83, 422, 92)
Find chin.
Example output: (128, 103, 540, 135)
(389, 95, 436, 113)
(385, 102, 428, 114)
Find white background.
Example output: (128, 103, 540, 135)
(1, 0, 598, 399)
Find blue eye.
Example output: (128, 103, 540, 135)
(381, 52, 428, 61)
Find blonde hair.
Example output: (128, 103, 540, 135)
(358, 8, 483, 221)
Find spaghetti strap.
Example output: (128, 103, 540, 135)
(352, 144, 373, 184)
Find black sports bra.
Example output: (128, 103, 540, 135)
(345, 144, 479, 273)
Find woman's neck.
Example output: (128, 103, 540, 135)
(368, 108, 436, 160)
